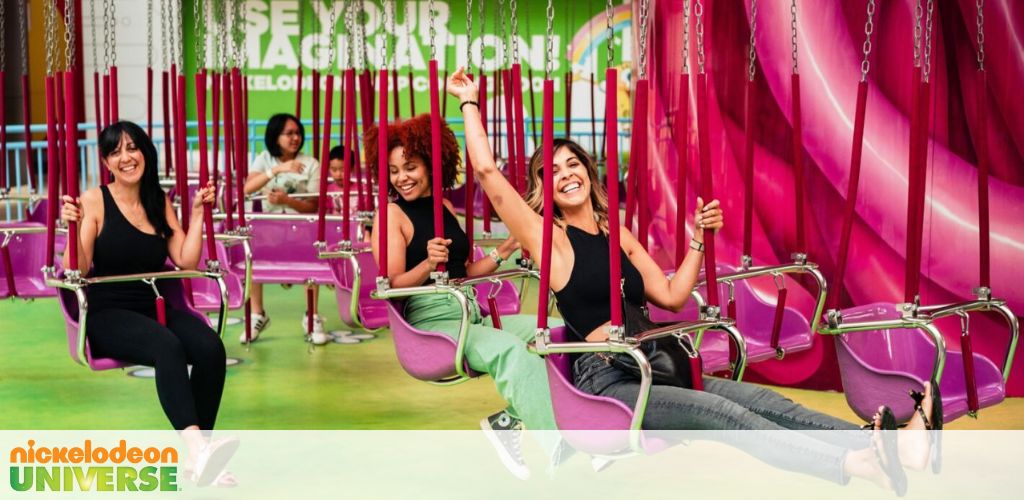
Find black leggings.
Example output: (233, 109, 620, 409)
(86, 307, 227, 430)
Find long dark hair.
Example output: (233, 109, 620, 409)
(99, 121, 172, 239)
(525, 138, 610, 232)
(264, 113, 304, 158)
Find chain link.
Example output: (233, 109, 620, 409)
(146, 0, 152, 70)
(747, 0, 756, 81)
(695, 0, 705, 74)
(0, 0, 7, 70)
(545, 0, 554, 78)
(161, 0, 168, 70)
(976, 0, 984, 70)
(913, 0, 922, 67)
(498, 0, 507, 67)
(790, 0, 798, 74)
(195, 0, 205, 69)
(509, 0, 519, 63)
(922, 0, 934, 82)
(636, 0, 650, 80)
(110, 0, 117, 68)
(358, 1, 368, 70)
(233, 0, 243, 69)
(101, 0, 109, 71)
(64, 0, 75, 70)
(465, 0, 472, 73)
(19, 0, 28, 75)
(478, 0, 484, 72)
(44, 0, 55, 75)
(605, 0, 614, 68)
(860, 0, 875, 81)
(681, 0, 689, 73)
(426, 0, 435, 61)
(88, 0, 99, 71)
(382, 0, 391, 69)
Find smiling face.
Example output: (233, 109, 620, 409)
(104, 133, 146, 185)
(277, 119, 303, 159)
(388, 146, 431, 201)
(549, 146, 592, 211)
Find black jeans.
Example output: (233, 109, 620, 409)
(574, 352, 869, 483)
(87, 307, 227, 430)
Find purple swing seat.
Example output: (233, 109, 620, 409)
(384, 298, 481, 383)
(1, 221, 63, 299)
(229, 217, 348, 286)
(834, 302, 1006, 423)
(648, 263, 814, 372)
(327, 242, 389, 331)
(544, 326, 668, 455)
(59, 277, 210, 371)
(191, 240, 245, 311)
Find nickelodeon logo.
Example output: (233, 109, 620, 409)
(9, 440, 179, 492)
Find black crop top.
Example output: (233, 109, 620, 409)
(553, 225, 645, 341)
(395, 196, 469, 284)
(87, 185, 170, 313)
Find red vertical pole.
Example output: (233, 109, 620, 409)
(221, 72, 235, 230)
(64, 70, 80, 268)
(606, 68, 622, 327)
(511, 64, 527, 195)
(195, 71, 217, 261)
(697, 73, 719, 307)
(428, 60, 445, 273)
(110, 66, 120, 122)
(377, 68, 390, 275)
(634, 79, 649, 250)
(147, 68, 154, 137)
(316, 71, 335, 244)
(742, 78, 755, 263)
(211, 72, 221, 188)
(162, 70, 173, 178)
(832, 80, 869, 309)
(501, 70, 517, 192)
(976, 72, 990, 288)
(44, 76, 61, 270)
(538, 78, 554, 329)
(20, 74, 37, 192)
(791, 73, 805, 253)
(675, 72, 690, 267)
(312, 69, 320, 158)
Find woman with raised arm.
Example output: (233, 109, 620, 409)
(448, 68, 937, 491)
(60, 121, 235, 486)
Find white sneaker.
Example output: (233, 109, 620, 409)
(303, 314, 329, 345)
(239, 313, 270, 344)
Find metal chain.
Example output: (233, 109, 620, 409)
(233, 0, 243, 69)
(428, 0, 436, 60)
(64, 0, 75, 70)
(147, 0, 152, 70)
(345, 0, 355, 68)
(298, 0, 305, 70)
(328, 0, 337, 69)
(405, 0, 412, 69)
(913, 0, 922, 67)
(109, 0, 117, 68)
(509, 0, 519, 63)
(747, 0, 757, 81)
(360, 1, 370, 70)
(44, 0, 55, 75)
(790, 0, 798, 74)
(636, 0, 650, 80)
(383, 0, 392, 69)
(976, 0, 984, 70)
(102, 0, 110, 71)
(478, 0, 484, 71)
(545, 0, 554, 78)
(860, 0, 876, 82)
(19, 0, 28, 75)
(681, 1, 690, 74)
(88, 0, 99, 71)
(498, 0, 507, 67)
(167, 0, 176, 68)
(195, 0, 205, 69)
(465, 0, 473, 73)
(161, 0, 168, 70)
(605, 0, 614, 68)
(0, 1, 6, 70)
(695, 0, 705, 74)
(922, 0, 934, 82)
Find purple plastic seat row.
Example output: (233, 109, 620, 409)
(324, 242, 389, 331)
(191, 234, 249, 312)
(1, 223, 63, 299)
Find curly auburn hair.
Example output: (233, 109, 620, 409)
(364, 113, 461, 197)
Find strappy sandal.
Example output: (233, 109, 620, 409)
(862, 405, 898, 431)
(909, 380, 943, 430)
(871, 426, 908, 496)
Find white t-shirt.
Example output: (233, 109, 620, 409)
(250, 151, 321, 214)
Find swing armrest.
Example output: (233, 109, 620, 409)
(916, 298, 1019, 383)
(818, 310, 947, 387)
(631, 317, 749, 381)
(530, 333, 652, 445)
(46, 269, 229, 368)
(450, 268, 535, 287)
(372, 284, 475, 382)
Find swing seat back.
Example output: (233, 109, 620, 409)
(230, 217, 351, 285)
(835, 302, 1005, 423)
(328, 242, 389, 330)
(384, 299, 480, 382)
(191, 239, 244, 311)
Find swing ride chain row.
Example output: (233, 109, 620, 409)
(790, 0, 798, 74)
(64, 0, 75, 71)
(976, 0, 985, 70)
(682, 0, 690, 74)
(748, 0, 757, 82)
(510, 0, 519, 64)
(913, 0, 923, 67)
(922, 0, 934, 82)
(861, 0, 875, 81)
(546, 0, 554, 79)
(605, 0, 614, 68)
(637, 0, 651, 81)
(695, 0, 706, 75)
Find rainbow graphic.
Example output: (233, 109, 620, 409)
(568, 3, 633, 70)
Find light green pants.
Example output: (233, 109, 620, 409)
(404, 292, 561, 430)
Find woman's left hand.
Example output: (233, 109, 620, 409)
(498, 237, 521, 258)
(191, 181, 216, 211)
(694, 197, 723, 238)
(267, 188, 290, 205)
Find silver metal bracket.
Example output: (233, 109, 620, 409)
(791, 252, 808, 265)
(205, 259, 222, 273)
(973, 286, 992, 301)
(704, 305, 721, 321)
(375, 277, 391, 294)
(826, 309, 843, 329)
(741, 254, 753, 270)
(607, 324, 626, 343)
(430, 271, 450, 286)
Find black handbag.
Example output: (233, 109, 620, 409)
(606, 302, 704, 390)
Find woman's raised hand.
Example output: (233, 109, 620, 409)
(446, 67, 479, 104)
(694, 197, 724, 235)
(274, 160, 305, 175)
(192, 181, 216, 211)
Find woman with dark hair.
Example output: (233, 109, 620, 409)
(242, 113, 326, 343)
(448, 68, 938, 491)
(60, 121, 235, 486)
(367, 114, 562, 478)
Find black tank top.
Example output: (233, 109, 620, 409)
(553, 225, 645, 342)
(87, 186, 170, 312)
(395, 196, 469, 283)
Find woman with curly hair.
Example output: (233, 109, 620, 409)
(367, 114, 561, 477)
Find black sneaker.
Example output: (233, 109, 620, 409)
(480, 411, 530, 480)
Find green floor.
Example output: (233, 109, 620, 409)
(1, 285, 1021, 430)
